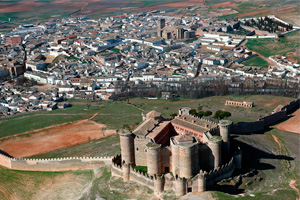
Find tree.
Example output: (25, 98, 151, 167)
(189, 109, 197, 116)
(122, 124, 131, 130)
(223, 111, 232, 118)
(198, 106, 203, 111)
(213, 110, 231, 119)
(197, 111, 204, 118)
(213, 110, 223, 119)
(204, 110, 212, 117)
(170, 113, 177, 118)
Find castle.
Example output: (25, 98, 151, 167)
(112, 108, 242, 197)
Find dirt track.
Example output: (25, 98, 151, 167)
(0, 115, 116, 157)
(275, 109, 300, 134)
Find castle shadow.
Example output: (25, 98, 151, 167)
(0, 149, 13, 158)
(231, 136, 294, 173)
(210, 134, 294, 195)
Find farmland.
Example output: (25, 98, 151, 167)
(0, 0, 299, 25)
(245, 31, 300, 64)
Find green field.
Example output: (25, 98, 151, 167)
(0, 104, 100, 138)
(242, 56, 269, 68)
(0, 95, 294, 139)
(245, 31, 300, 63)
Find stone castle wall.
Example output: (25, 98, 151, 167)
(232, 120, 265, 134)
(232, 98, 299, 134)
(204, 157, 235, 187)
(281, 98, 300, 114)
(260, 110, 287, 127)
(112, 153, 240, 195)
(111, 161, 155, 189)
(0, 152, 112, 171)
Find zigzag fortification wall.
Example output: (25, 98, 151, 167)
(0, 153, 112, 171)
(232, 98, 299, 134)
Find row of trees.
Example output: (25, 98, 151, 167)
(242, 16, 293, 33)
(113, 76, 299, 102)
(170, 109, 231, 120)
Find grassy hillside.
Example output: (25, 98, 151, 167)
(0, 166, 93, 200)
(212, 129, 299, 199)
(245, 31, 300, 63)
(0, 95, 294, 139)
(242, 56, 269, 68)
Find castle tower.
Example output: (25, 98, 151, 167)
(122, 161, 130, 182)
(207, 136, 222, 169)
(219, 120, 232, 157)
(154, 174, 164, 193)
(174, 175, 187, 197)
(171, 135, 198, 178)
(119, 129, 135, 165)
(198, 170, 206, 192)
(171, 139, 180, 176)
(180, 145, 195, 178)
(146, 143, 161, 176)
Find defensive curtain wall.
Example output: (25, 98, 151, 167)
(232, 98, 299, 134)
(0, 153, 112, 171)
(112, 151, 241, 197)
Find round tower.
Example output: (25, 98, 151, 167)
(171, 135, 198, 178)
(219, 120, 232, 157)
(146, 143, 161, 176)
(179, 144, 195, 178)
(174, 175, 187, 197)
(208, 136, 222, 169)
(119, 129, 135, 165)
(171, 141, 180, 176)
(122, 161, 130, 182)
(154, 174, 164, 193)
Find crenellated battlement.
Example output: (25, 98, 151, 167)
(0, 151, 113, 171)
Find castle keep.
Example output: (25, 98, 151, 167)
(112, 108, 242, 197)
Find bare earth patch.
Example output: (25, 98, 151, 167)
(289, 180, 300, 200)
(0, 118, 116, 158)
(275, 109, 300, 134)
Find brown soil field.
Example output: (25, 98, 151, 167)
(0, 0, 205, 16)
(210, 1, 234, 8)
(275, 109, 300, 134)
(237, 9, 269, 17)
(0, 0, 48, 13)
(0, 118, 116, 158)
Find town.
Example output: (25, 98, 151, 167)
(0, 12, 299, 117)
